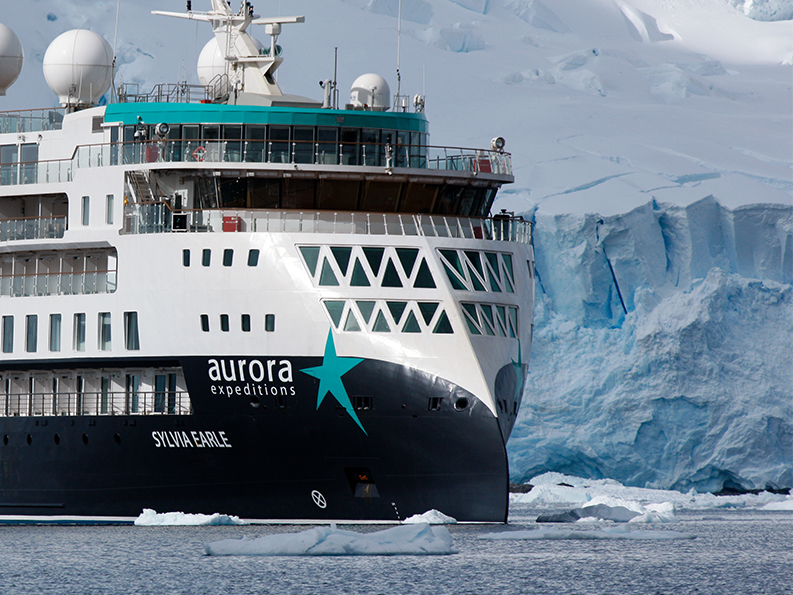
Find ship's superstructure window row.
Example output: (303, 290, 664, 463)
(0, 193, 67, 242)
(460, 302, 519, 338)
(0, 368, 191, 417)
(0, 310, 140, 355)
(201, 313, 275, 333)
(0, 249, 117, 298)
(322, 299, 453, 335)
(438, 249, 517, 294)
(299, 245, 437, 290)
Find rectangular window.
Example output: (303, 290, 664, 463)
(25, 315, 37, 353)
(155, 374, 166, 413)
(202, 249, 211, 267)
(73, 313, 86, 351)
(183, 249, 190, 267)
(247, 249, 260, 266)
(100, 376, 110, 414)
(220, 314, 229, 332)
(49, 314, 61, 352)
(126, 374, 140, 414)
(200, 314, 209, 332)
(241, 314, 251, 332)
(223, 249, 233, 266)
(265, 314, 275, 332)
(99, 312, 111, 351)
(2, 316, 13, 353)
(124, 312, 140, 351)
(106, 194, 114, 225)
(81, 196, 90, 226)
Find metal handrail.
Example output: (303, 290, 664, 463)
(123, 203, 533, 244)
(1, 389, 192, 417)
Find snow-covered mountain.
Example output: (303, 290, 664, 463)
(2, 0, 791, 492)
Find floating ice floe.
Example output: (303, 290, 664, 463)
(402, 509, 457, 524)
(480, 525, 695, 541)
(761, 499, 793, 511)
(135, 509, 247, 526)
(205, 523, 456, 556)
(536, 496, 676, 523)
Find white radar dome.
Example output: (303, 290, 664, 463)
(0, 23, 24, 96)
(350, 74, 391, 111)
(197, 36, 263, 86)
(43, 29, 113, 107)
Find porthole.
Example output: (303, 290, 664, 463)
(114, 433, 121, 445)
(454, 397, 469, 411)
(26, 434, 32, 445)
(82, 433, 89, 445)
(54, 434, 60, 445)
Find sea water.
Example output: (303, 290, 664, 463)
(0, 504, 789, 594)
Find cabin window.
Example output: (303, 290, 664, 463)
(183, 249, 190, 267)
(265, 314, 275, 332)
(200, 314, 209, 332)
(100, 376, 110, 414)
(247, 249, 260, 266)
(223, 249, 233, 267)
(267, 126, 290, 163)
(202, 249, 211, 267)
(81, 196, 90, 226)
(126, 374, 140, 414)
(49, 314, 61, 352)
(124, 312, 140, 351)
(220, 314, 229, 332)
(24, 315, 37, 353)
(292, 126, 314, 164)
(2, 316, 12, 353)
(241, 314, 251, 332)
(73, 313, 86, 351)
(106, 194, 114, 225)
(99, 312, 112, 351)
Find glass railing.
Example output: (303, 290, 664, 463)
(124, 204, 533, 244)
(0, 108, 65, 133)
(0, 216, 66, 241)
(0, 270, 117, 298)
(0, 140, 512, 187)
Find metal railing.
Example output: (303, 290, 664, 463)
(0, 216, 66, 241)
(1, 390, 192, 417)
(0, 139, 511, 188)
(124, 204, 533, 244)
(0, 270, 117, 298)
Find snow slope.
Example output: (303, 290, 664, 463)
(1, 1, 791, 492)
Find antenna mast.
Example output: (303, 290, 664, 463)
(395, 0, 402, 109)
(111, 0, 121, 102)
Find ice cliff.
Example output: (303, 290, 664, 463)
(509, 198, 792, 492)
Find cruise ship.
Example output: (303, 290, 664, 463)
(0, 1, 534, 523)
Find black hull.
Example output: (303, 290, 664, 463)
(0, 356, 509, 522)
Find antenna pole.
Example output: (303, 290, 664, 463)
(333, 47, 338, 109)
(111, 0, 121, 102)
(396, 0, 402, 108)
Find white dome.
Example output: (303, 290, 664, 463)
(350, 74, 391, 110)
(0, 23, 24, 96)
(43, 29, 113, 107)
(197, 36, 263, 87)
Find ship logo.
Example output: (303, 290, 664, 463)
(300, 330, 367, 435)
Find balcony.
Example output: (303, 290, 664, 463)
(0, 216, 67, 242)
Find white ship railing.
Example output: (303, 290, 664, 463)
(0, 216, 66, 241)
(1, 390, 192, 417)
(0, 108, 65, 133)
(0, 140, 512, 187)
(124, 205, 533, 244)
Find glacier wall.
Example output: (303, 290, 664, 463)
(508, 197, 793, 492)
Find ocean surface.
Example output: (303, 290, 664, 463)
(0, 503, 790, 595)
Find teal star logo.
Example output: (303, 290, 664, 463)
(300, 330, 367, 434)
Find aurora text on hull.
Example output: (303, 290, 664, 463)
(0, 1, 534, 523)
